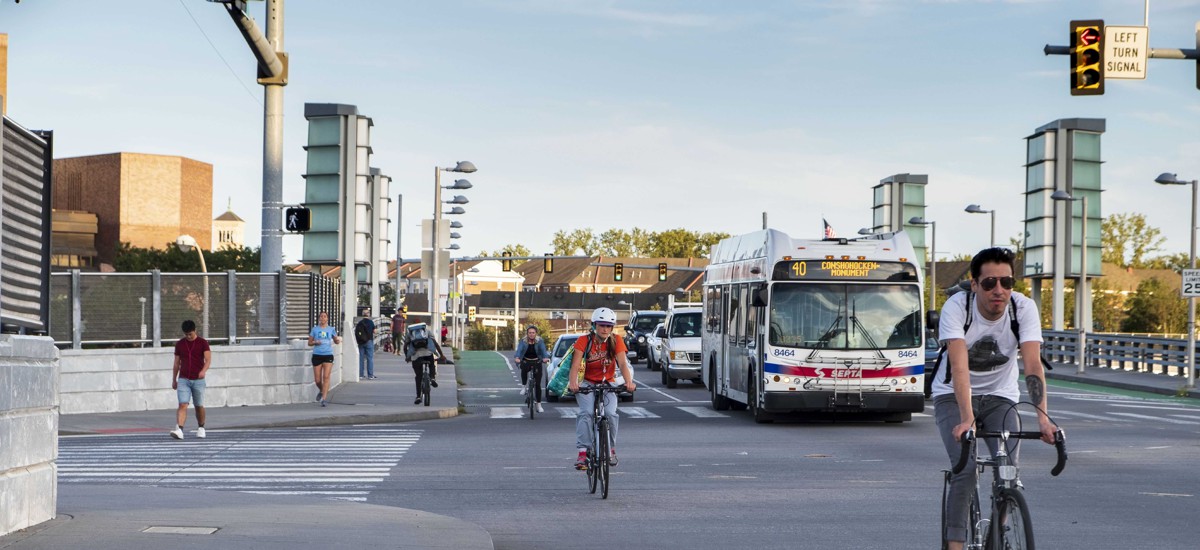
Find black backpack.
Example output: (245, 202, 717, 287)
(924, 293, 1051, 398)
(355, 319, 371, 345)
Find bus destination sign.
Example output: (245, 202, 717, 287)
(772, 260, 918, 282)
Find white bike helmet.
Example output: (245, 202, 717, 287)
(591, 307, 617, 325)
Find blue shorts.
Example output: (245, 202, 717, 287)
(177, 378, 206, 407)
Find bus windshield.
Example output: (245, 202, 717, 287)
(768, 283, 922, 350)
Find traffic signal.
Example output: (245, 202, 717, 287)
(284, 206, 311, 232)
(614, 262, 624, 282)
(1070, 20, 1104, 96)
(544, 253, 554, 273)
(658, 262, 668, 281)
(502, 251, 512, 272)
(468, 306, 476, 322)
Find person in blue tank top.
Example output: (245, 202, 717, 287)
(308, 312, 341, 407)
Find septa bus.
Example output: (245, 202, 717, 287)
(701, 229, 927, 423)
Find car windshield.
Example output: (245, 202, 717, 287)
(768, 282, 922, 350)
(669, 312, 702, 337)
(552, 336, 579, 358)
(631, 315, 665, 331)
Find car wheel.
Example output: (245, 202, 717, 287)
(646, 353, 656, 370)
(662, 362, 677, 388)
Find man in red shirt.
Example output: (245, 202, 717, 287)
(170, 320, 211, 440)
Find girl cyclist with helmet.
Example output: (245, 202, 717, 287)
(568, 307, 636, 470)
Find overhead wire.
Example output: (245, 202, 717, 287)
(177, 0, 262, 107)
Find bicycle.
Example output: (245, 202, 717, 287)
(942, 406, 1068, 550)
(416, 357, 434, 407)
(575, 383, 623, 499)
(519, 357, 543, 420)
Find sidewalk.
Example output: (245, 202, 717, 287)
(1, 350, 495, 550)
(1045, 362, 1198, 400)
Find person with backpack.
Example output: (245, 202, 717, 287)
(567, 307, 636, 470)
(404, 323, 444, 404)
(931, 247, 1058, 550)
(355, 311, 377, 380)
(391, 310, 406, 356)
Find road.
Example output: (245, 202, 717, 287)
(59, 351, 1199, 549)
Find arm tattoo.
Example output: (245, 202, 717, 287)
(1025, 375, 1045, 405)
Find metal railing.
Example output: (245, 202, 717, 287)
(50, 270, 342, 349)
(1043, 329, 1198, 379)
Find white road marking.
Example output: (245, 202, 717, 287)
(490, 406, 525, 419)
(679, 406, 729, 418)
(620, 406, 661, 419)
(1109, 412, 1200, 425)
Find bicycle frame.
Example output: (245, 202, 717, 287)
(577, 384, 620, 499)
(521, 358, 542, 419)
(417, 358, 434, 407)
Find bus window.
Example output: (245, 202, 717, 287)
(706, 286, 722, 333)
(734, 284, 747, 346)
(745, 288, 758, 343)
(727, 287, 740, 344)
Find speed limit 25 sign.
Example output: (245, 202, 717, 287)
(1182, 270, 1200, 297)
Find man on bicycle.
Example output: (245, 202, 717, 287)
(514, 326, 550, 413)
(931, 247, 1057, 550)
(404, 323, 443, 405)
(567, 307, 636, 470)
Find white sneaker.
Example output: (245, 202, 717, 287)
(520, 387, 527, 396)
(195, 427, 206, 439)
(536, 403, 544, 413)
(169, 426, 184, 440)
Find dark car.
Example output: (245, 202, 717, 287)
(925, 334, 941, 375)
(623, 310, 666, 365)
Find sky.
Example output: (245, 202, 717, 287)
(4, 0, 1200, 265)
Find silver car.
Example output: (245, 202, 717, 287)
(644, 322, 666, 371)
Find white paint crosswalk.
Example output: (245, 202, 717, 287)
(493, 405, 728, 419)
(58, 426, 421, 501)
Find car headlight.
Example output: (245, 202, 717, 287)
(637, 335, 645, 343)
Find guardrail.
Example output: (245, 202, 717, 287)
(1042, 329, 1198, 379)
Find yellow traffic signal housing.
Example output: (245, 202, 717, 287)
(658, 262, 668, 281)
(614, 262, 624, 282)
(502, 251, 512, 272)
(468, 306, 476, 322)
(544, 253, 554, 273)
(1070, 20, 1104, 96)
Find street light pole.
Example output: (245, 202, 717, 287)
(1156, 172, 1198, 389)
(1051, 191, 1088, 374)
(175, 235, 209, 339)
(909, 217, 936, 312)
(965, 204, 996, 248)
(430, 161, 475, 344)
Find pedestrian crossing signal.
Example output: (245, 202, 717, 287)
(1070, 20, 1104, 96)
(614, 262, 624, 282)
(658, 263, 668, 281)
(285, 206, 311, 232)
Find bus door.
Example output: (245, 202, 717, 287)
(727, 283, 749, 395)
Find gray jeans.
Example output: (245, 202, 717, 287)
(575, 382, 619, 451)
(933, 394, 1021, 543)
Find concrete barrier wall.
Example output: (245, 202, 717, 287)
(59, 339, 341, 415)
(0, 335, 59, 537)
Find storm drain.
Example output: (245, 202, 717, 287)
(142, 526, 220, 535)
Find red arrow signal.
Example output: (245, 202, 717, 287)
(1078, 27, 1100, 46)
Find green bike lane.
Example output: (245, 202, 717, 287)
(455, 350, 525, 411)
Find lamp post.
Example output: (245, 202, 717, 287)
(617, 300, 633, 324)
(432, 161, 475, 342)
(139, 296, 147, 346)
(1155, 172, 1198, 389)
(909, 217, 937, 312)
(965, 204, 996, 248)
(857, 227, 876, 236)
(1051, 191, 1089, 374)
(175, 235, 209, 339)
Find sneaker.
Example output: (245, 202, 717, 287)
(169, 426, 183, 440)
(320, 399, 327, 407)
(414, 397, 422, 404)
(368, 375, 377, 380)
(520, 387, 527, 396)
(536, 403, 544, 413)
(609, 450, 618, 467)
(316, 392, 322, 402)
(430, 379, 439, 388)
(195, 427, 206, 439)
(574, 451, 588, 470)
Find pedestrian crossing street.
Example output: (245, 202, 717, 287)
(486, 393, 1200, 426)
(58, 426, 420, 502)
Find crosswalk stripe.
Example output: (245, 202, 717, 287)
(1110, 412, 1200, 425)
(678, 406, 729, 418)
(620, 406, 660, 419)
(490, 407, 524, 419)
(1036, 409, 1133, 422)
(559, 408, 578, 419)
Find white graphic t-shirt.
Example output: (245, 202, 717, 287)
(930, 290, 1043, 402)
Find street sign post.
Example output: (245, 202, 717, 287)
(1104, 25, 1148, 79)
(1182, 269, 1200, 297)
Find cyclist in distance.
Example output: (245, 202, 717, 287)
(931, 247, 1057, 550)
(404, 323, 443, 405)
(514, 325, 550, 413)
(567, 307, 636, 470)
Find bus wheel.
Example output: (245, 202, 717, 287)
(709, 364, 731, 411)
(749, 370, 773, 424)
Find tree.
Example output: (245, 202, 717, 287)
(551, 229, 600, 256)
(112, 242, 261, 272)
(1090, 278, 1126, 333)
(1120, 277, 1187, 334)
(481, 244, 531, 265)
(1102, 213, 1164, 268)
(598, 228, 639, 256)
(1145, 252, 1191, 272)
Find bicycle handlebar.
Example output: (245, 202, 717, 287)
(574, 384, 625, 394)
(951, 428, 1068, 476)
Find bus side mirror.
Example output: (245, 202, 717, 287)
(926, 310, 940, 333)
(751, 284, 768, 307)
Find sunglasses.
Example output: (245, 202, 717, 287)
(978, 276, 1015, 291)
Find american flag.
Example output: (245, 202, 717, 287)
(823, 218, 837, 239)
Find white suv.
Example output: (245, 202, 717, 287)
(659, 308, 703, 388)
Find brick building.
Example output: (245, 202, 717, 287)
(52, 152, 213, 265)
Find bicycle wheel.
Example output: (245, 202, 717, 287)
(527, 376, 536, 419)
(967, 484, 983, 549)
(421, 370, 431, 407)
(990, 488, 1034, 550)
(587, 447, 598, 494)
(598, 418, 610, 499)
